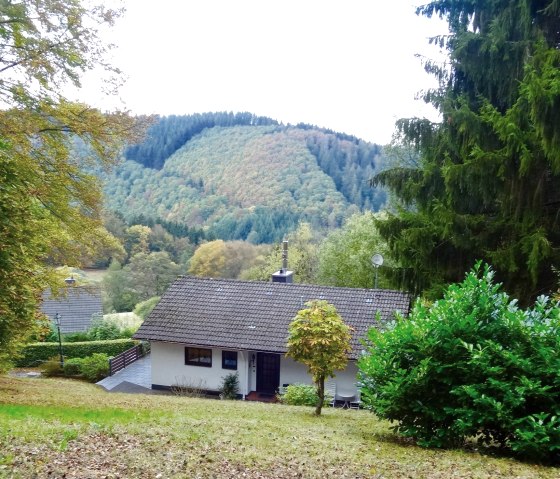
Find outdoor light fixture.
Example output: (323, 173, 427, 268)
(64, 275, 76, 285)
(54, 312, 64, 368)
(250, 354, 256, 368)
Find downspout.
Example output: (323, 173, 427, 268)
(241, 351, 248, 399)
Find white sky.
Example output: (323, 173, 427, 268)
(74, 0, 448, 144)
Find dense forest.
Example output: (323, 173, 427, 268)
(124, 112, 279, 169)
(101, 114, 387, 243)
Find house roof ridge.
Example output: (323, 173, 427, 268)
(176, 274, 409, 295)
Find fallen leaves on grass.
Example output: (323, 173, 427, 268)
(1, 376, 559, 479)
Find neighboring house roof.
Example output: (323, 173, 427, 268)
(41, 287, 103, 333)
(134, 276, 411, 359)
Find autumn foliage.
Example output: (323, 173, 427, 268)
(287, 300, 352, 415)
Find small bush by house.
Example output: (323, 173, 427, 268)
(277, 384, 333, 407)
(80, 353, 110, 382)
(219, 372, 239, 400)
(63, 357, 84, 377)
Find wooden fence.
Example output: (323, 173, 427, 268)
(109, 343, 145, 376)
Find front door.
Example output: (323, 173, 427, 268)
(256, 352, 280, 395)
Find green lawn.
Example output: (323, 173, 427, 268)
(0, 376, 557, 478)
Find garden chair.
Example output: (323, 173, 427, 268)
(349, 390, 361, 409)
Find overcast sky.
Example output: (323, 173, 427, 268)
(75, 0, 448, 144)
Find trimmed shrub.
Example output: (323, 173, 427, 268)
(80, 353, 110, 382)
(63, 357, 84, 377)
(15, 339, 136, 367)
(359, 263, 560, 462)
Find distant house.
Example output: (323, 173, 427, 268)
(41, 286, 103, 333)
(134, 273, 410, 398)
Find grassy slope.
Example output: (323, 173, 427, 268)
(0, 377, 557, 478)
(81, 268, 108, 283)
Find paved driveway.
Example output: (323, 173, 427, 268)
(97, 354, 152, 392)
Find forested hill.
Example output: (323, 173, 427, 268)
(124, 112, 280, 169)
(102, 114, 388, 243)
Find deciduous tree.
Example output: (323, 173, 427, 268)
(0, 0, 142, 369)
(189, 240, 266, 279)
(124, 225, 151, 259)
(317, 212, 397, 289)
(125, 252, 180, 300)
(241, 223, 319, 283)
(286, 300, 352, 416)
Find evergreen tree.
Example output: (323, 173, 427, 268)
(373, 0, 560, 301)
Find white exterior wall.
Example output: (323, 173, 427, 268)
(151, 341, 251, 395)
(151, 341, 360, 397)
(279, 356, 360, 396)
(279, 356, 311, 386)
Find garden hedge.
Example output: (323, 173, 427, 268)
(15, 339, 137, 367)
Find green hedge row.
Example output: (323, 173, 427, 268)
(16, 339, 137, 367)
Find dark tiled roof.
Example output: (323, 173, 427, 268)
(134, 276, 411, 359)
(41, 287, 103, 333)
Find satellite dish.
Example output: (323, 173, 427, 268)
(371, 254, 384, 267)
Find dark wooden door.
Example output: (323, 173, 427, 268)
(256, 353, 280, 394)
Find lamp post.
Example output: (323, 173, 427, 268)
(54, 312, 64, 368)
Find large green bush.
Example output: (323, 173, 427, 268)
(278, 384, 319, 406)
(80, 353, 110, 382)
(15, 339, 136, 367)
(63, 357, 84, 377)
(359, 263, 560, 462)
(86, 314, 141, 341)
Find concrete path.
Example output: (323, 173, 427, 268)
(97, 354, 151, 392)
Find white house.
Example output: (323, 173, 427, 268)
(134, 274, 410, 400)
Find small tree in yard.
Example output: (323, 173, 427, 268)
(287, 300, 352, 416)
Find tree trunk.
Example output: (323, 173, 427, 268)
(315, 376, 325, 416)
